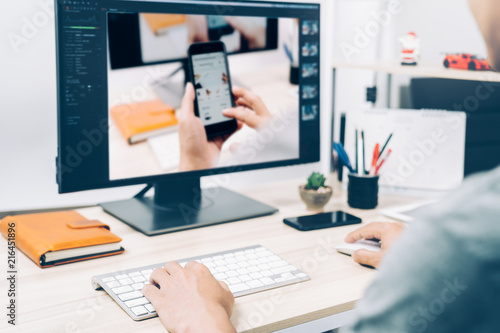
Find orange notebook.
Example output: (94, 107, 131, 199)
(0, 211, 124, 268)
(142, 13, 187, 35)
(111, 99, 178, 144)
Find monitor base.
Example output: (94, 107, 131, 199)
(100, 185, 278, 236)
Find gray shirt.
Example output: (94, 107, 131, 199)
(342, 165, 500, 333)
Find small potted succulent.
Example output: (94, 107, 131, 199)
(299, 172, 333, 211)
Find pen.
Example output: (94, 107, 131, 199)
(378, 133, 393, 159)
(361, 130, 366, 175)
(355, 129, 358, 174)
(375, 149, 392, 175)
(370, 143, 380, 175)
(333, 142, 355, 173)
(283, 43, 294, 64)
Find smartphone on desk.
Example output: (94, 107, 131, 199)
(284, 211, 362, 231)
(187, 41, 238, 138)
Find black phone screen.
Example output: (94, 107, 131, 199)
(283, 211, 362, 231)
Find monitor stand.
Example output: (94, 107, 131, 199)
(99, 178, 278, 236)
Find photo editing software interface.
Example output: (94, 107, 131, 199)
(56, 0, 320, 193)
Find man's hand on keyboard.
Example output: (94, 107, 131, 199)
(142, 261, 236, 333)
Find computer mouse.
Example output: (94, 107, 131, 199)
(335, 239, 381, 256)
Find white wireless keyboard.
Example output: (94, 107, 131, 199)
(92, 245, 310, 321)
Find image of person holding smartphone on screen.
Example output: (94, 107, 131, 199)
(178, 82, 271, 172)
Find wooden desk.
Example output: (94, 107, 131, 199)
(1, 178, 427, 332)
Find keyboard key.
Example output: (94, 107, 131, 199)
(118, 291, 143, 302)
(274, 277, 285, 283)
(201, 257, 213, 263)
(204, 261, 216, 268)
(128, 272, 141, 277)
(260, 277, 275, 285)
(115, 274, 128, 280)
(269, 260, 288, 268)
(244, 249, 256, 254)
(141, 269, 153, 275)
(296, 272, 308, 278)
(102, 277, 115, 282)
(226, 270, 238, 277)
(214, 273, 228, 280)
(227, 277, 241, 285)
(246, 253, 258, 260)
(282, 273, 296, 280)
(239, 274, 252, 282)
(119, 278, 134, 286)
(132, 276, 147, 283)
(131, 306, 148, 316)
(271, 265, 298, 275)
(248, 266, 259, 273)
(132, 283, 145, 290)
(216, 266, 228, 273)
(237, 268, 250, 275)
(261, 270, 273, 277)
(247, 280, 264, 288)
(214, 259, 226, 266)
(125, 297, 149, 308)
(227, 263, 239, 270)
(257, 264, 271, 270)
(249, 259, 260, 266)
(145, 304, 156, 313)
(213, 255, 224, 260)
(106, 281, 121, 288)
(112, 286, 133, 295)
(229, 283, 250, 293)
(235, 256, 247, 262)
(225, 257, 237, 264)
(223, 253, 235, 258)
(250, 272, 263, 279)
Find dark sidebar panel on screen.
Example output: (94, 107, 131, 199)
(56, 1, 110, 192)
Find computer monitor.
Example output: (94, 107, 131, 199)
(55, 0, 321, 236)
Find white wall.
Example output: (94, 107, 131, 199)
(332, 0, 488, 141)
(0, 0, 332, 212)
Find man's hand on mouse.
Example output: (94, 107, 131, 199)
(142, 261, 236, 333)
(345, 222, 405, 268)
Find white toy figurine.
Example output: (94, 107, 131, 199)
(399, 32, 420, 66)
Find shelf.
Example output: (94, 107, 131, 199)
(332, 60, 500, 83)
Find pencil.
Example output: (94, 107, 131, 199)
(361, 130, 366, 175)
(378, 133, 393, 159)
(355, 128, 358, 174)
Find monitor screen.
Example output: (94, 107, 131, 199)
(56, 0, 321, 193)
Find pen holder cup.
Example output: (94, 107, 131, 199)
(289, 65, 299, 85)
(347, 174, 379, 210)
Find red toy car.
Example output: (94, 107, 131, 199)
(443, 53, 492, 71)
